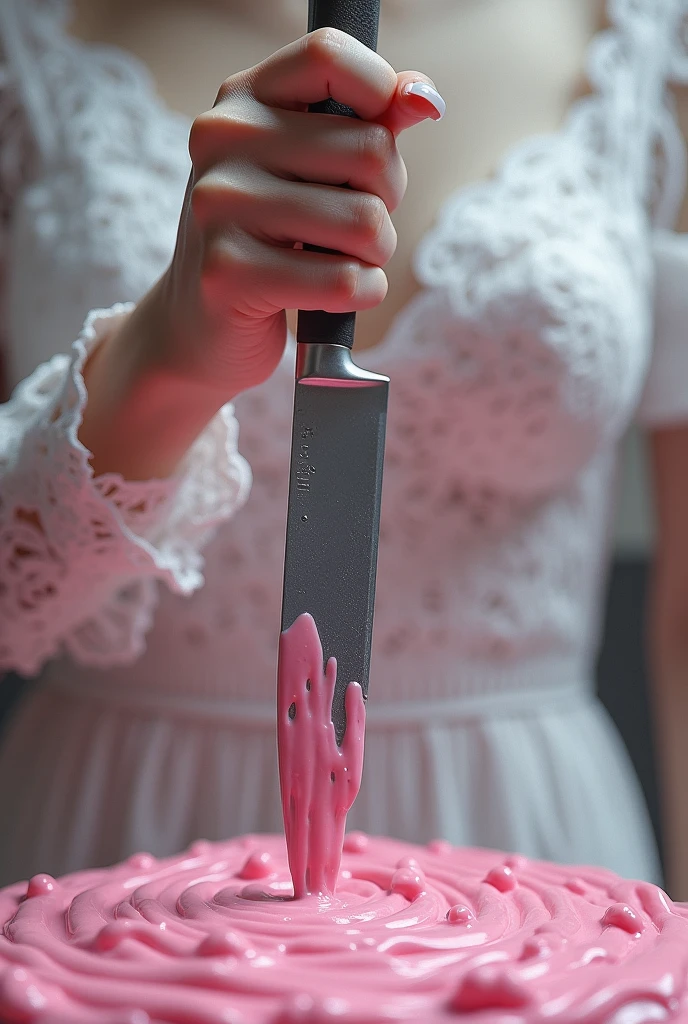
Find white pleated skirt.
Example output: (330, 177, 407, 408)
(0, 671, 661, 889)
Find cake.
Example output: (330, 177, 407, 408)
(1, 833, 688, 1023)
(2, 615, 686, 1022)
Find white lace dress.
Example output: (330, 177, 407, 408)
(0, 0, 687, 887)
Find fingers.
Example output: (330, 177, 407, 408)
(378, 72, 446, 136)
(191, 33, 445, 230)
(193, 170, 397, 268)
(201, 230, 388, 316)
(192, 107, 406, 212)
(242, 29, 398, 119)
(185, 31, 446, 349)
(267, 111, 406, 213)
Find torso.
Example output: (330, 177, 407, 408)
(24, 0, 656, 695)
(67, 0, 598, 351)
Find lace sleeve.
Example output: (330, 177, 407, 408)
(0, 305, 251, 677)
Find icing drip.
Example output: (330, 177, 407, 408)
(277, 613, 366, 898)
(1, 835, 688, 1023)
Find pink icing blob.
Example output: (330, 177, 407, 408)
(277, 613, 365, 898)
(2, 835, 688, 1023)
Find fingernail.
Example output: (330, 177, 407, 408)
(402, 81, 446, 120)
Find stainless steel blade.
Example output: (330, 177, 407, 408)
(281, 344, 389, 743)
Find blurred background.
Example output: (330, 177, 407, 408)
(0, 425, 665, 869)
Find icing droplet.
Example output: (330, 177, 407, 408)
(390, 867, 426, 901)
(447, 904, 474, 926)
(427, 839, 452, 855)
(238, 850, 274, 880)
(189, 840, 212, 857)
(484, 865, 517, 892)
(451, 966, 533, 1011)
(396, 856, 422, 872)
(343, 832, 369, 853)
(602, 903, 644, 936)
(197, 930, 252, 958)
(25, 874, 57, 898)
(127, 853, 155, 871)
(505, 854, 528, 870)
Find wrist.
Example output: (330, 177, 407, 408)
(79, 290, 231, 480)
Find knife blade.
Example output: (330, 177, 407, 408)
(280, 0, 388, 745)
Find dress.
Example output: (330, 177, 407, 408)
(0, 0, 687, 887)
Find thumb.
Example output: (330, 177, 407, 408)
(376, 72, 446, 136)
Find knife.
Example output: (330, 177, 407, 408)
(280, 0, 388, 744)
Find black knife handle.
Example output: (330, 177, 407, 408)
(308, 0, 379, 55)
(296, 0, 381, 352)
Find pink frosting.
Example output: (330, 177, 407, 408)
(2, 834, 688, 1023)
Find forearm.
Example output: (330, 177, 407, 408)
(647, 427, 688, 900)
(648, 547, 688, 900)
(79, 280, 230, 481)
(652, 650, 688, 900)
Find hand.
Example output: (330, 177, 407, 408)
(80, 30, 443, 479)
(144, 27, 444, 397)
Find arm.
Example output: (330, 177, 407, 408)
(645, 81, 688, 900)
(1, 32, 440, 675)
(78, 281, 233, 481)
(648, 425, 688, 900)
(78, 38, 443, 481)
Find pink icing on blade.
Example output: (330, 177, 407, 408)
(278, 613, 366, 898)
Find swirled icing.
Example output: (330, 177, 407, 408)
(2, 833, 688, 1023)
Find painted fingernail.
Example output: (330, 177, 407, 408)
(402, 81, 446, 120)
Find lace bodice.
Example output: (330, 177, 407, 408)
(1, 0, 688, 702)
